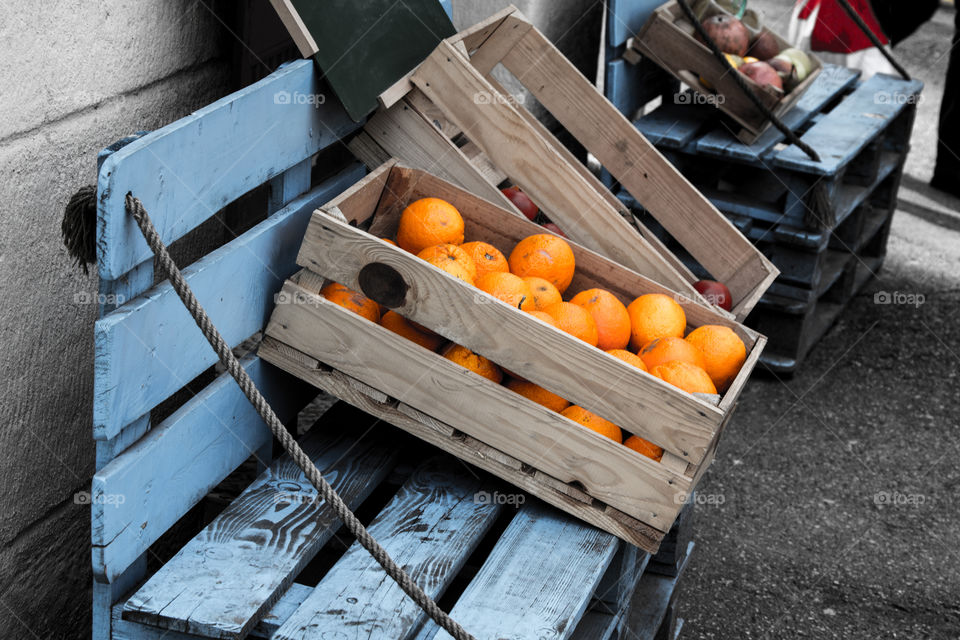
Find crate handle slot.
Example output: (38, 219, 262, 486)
(359, 262, 410, 309)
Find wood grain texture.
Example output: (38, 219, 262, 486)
(274, 457, 501, 639)
(92, 355, 316, 582)
(430, 502, 619, 640)
(628, 545, 692, 640)
(258, 337, 668, 550)
(97, 59, 360, 279)
(93, 164, 363, 441)
(410, 41, 694, 292)
(263, 285, 688, 530)
(121, 415, 401, 638)
(500, 27, 777, 319)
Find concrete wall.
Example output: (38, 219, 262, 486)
(0, 1, 233, 637)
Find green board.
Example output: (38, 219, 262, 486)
(288, 0, 456, 121)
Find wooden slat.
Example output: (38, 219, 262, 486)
(772, 74, 924, 176)
(468, 13, 533, 76)
(628, 546, 692, 640)
(499, 28, 778, 319)
(91, 355, 315, 582)
(267, 0, 319, 57)
(363, 97, 520, 212)
(274, 457, 502, 639)
(97, 59, 360, 279)
(430, 502, 619, 640)
(633, 102, 714, 148)
(121, 409, 402, 638)
(265, 283, 690, 528)
(410, 41, 695, 293)
(608, 0, 661, 48)
(347, 130, 392, 168)
(258, 338, 668, 550)
(93, 164, 363, 441)
(695, 64, 861, 162)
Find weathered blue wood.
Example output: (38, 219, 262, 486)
(772, 74, 923, 176)
(94, 554, 147, 640)
(112, 583, 313, 640)
(274, 457, 502, 639)
(431, 502, 620, 640)
(606, 58, 674, 122)
(92, 354, 316, 582)
(608, 0, 662, 47)
(634, 102, 712, 148)
(695, 64, 861, 162)
(93, 163, 363, 441)
(122, 413, 402, 639)
(268, 158, 313, 215)
(96, 59, 362, 280)
(629, 544, 692, 640)
(95, 414, 150, 472)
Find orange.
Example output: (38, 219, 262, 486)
(506, 379, 570, 413)
(527, 310, 559, 327)
(606, 349, 648, 372)
(320, 282, 380, 323)
(685, 325, 747, 392)
(475, 272, 535, 311)
(626, 293, 686, 351)
(443, 344, 503, 383)
(508, 234, 576, 294)
(651, 361, 717, 395)
(543, 302, 599, 346)
(523, 276, 562, 311)
(569, 288, 631, 350)
(417, 243, 477, 282)
(461, 241, 509, 280)
(397, 198, 465, 254)
(380, 311, 444, 351)
(561, 406, 622, 442)
(624, 435, 664, 462)
(381, 237, 397, 246)
(639, 336, 706, 371)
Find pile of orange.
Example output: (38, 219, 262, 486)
(315, 196, 748, 465)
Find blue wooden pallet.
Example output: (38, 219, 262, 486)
(91, 50, 689, 640)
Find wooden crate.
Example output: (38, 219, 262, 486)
(260, 162, 768, 552)
(350, 6, 778, 322)
(630, 0, 823, 143)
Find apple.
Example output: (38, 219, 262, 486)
(695, 15, 750, 57)
(541, 222, 567, 238)
(694, 279, 732, 311)
(501, 186, 538, 220)
(767, 57, 793, 76)
(739, 61, 783, 91)
(748, 31, 779, 61)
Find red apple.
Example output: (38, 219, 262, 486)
(739, 61, 783, 91)
(501, 186, 538, 220)
(695, 15, 750, 57)
(693, 279, 732, 311)
(541, 222, 567, 238)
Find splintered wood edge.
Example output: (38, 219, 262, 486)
(258, 336, 668, 552)
(268, 0, 319, 58)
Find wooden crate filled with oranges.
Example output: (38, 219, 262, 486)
(260, 161, 767, 552)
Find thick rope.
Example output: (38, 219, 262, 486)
(125, 193, 475, 640)
(676, 0, 821, 162)
(835, 0, 911, 81)
(62, 185, 98, 274)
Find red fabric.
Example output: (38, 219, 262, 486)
(797, 0, 889, 53)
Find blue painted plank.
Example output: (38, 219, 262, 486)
(695, 64, 861, 162)
(606, 58, 674, 121)
(93, 163, 364, 441)
(274, 457, 502, 639)
(609, 0, 663, 48)
(772, 74, 923, 176)
(431, 502, 620, 640)
(122, 412, 402, 639)
(628, 543, 693, 640)
(268, 158, 313, 215)
(91, 354, 316, 582)
(93, 554, 146, 640)
(634, 102, 713, 149)
(96, 59, 362, 280)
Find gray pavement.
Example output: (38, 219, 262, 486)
(665, 2, 960, 638)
